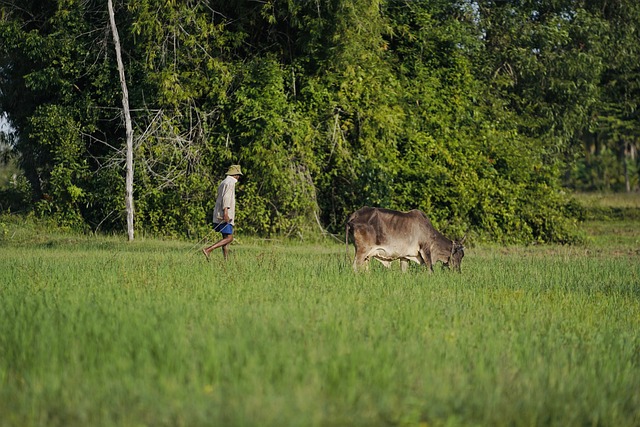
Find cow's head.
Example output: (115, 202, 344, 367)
(449, 235, 466, 272)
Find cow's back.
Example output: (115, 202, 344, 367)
(367, 208, 432, 243)
(346, 206, 377, 226)
(348, 207, 430, 232)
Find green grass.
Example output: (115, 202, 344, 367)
(1, 216, 639, 426)
(572, 192, 640, 221)
(573, 192, 640, 209)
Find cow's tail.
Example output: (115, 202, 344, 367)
(345, 220, 351, 265)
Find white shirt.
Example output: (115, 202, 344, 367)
(213, 175, 237, 225)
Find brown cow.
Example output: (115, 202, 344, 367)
(345, 207, 465, 272)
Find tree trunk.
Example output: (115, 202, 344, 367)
(624, 140, 632, 193)
(108, 0, 135, 241)
(624, 156, 631, 193)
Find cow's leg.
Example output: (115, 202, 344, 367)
(419, 247, 433, 273)
(352, 253, 361, 272)
(353, 249, 370, 272)
(400, 259, 409, 272)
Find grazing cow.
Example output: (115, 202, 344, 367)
(345, 207, 465, 273)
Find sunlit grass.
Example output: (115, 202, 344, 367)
(1, 210, 639, 426)
(573, 191, 640, 209)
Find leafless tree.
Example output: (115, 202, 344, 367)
(107, 0, 134, 240)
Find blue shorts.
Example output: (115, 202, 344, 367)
(213, 222, 233, 235)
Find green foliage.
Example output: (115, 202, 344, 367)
(0, 175, 32, 214)
(229, 56, 319, 235)
(2, 0, 637, 242)
(26, 105, 88, 227)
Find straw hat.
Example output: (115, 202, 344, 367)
(225, 164, 243, 176)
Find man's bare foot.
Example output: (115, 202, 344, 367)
(202, 248, 210, 261)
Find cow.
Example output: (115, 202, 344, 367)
(345, 207, 465, 273)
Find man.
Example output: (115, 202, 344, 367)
(202, 164, 242, 261)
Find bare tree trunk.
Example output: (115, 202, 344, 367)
(108, 0, 135, 241)
(624, 156, 631, 193)
(619, 139, 631, 193)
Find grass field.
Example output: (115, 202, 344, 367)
(572, 192, 640, 209)
(573, 192, 640, 221)
(1, 215, 639, 426)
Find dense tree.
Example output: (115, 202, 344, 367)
(567, 0, 640, 192)
(1, 0, 638, 242)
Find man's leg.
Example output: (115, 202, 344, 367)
(221, 234, 232, 260)
(202, 233, 234, 260)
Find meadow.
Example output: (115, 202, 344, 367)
(0, 216, 639, 427)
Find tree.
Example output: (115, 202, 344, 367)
(558, 0, 640, 192)
(589, 0, 640, 192)
(475, 1, 606, 151)
(6, 0, 630, 243)
(107, 0, 134, 240)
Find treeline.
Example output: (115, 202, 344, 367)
(0, 0, 638, 242)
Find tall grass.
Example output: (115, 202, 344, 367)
(572, 192, 640, 221)
(1, 228, 639, 426)
(573, 192, 640, 209)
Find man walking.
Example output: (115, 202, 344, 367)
(202, 164, 243, 261)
